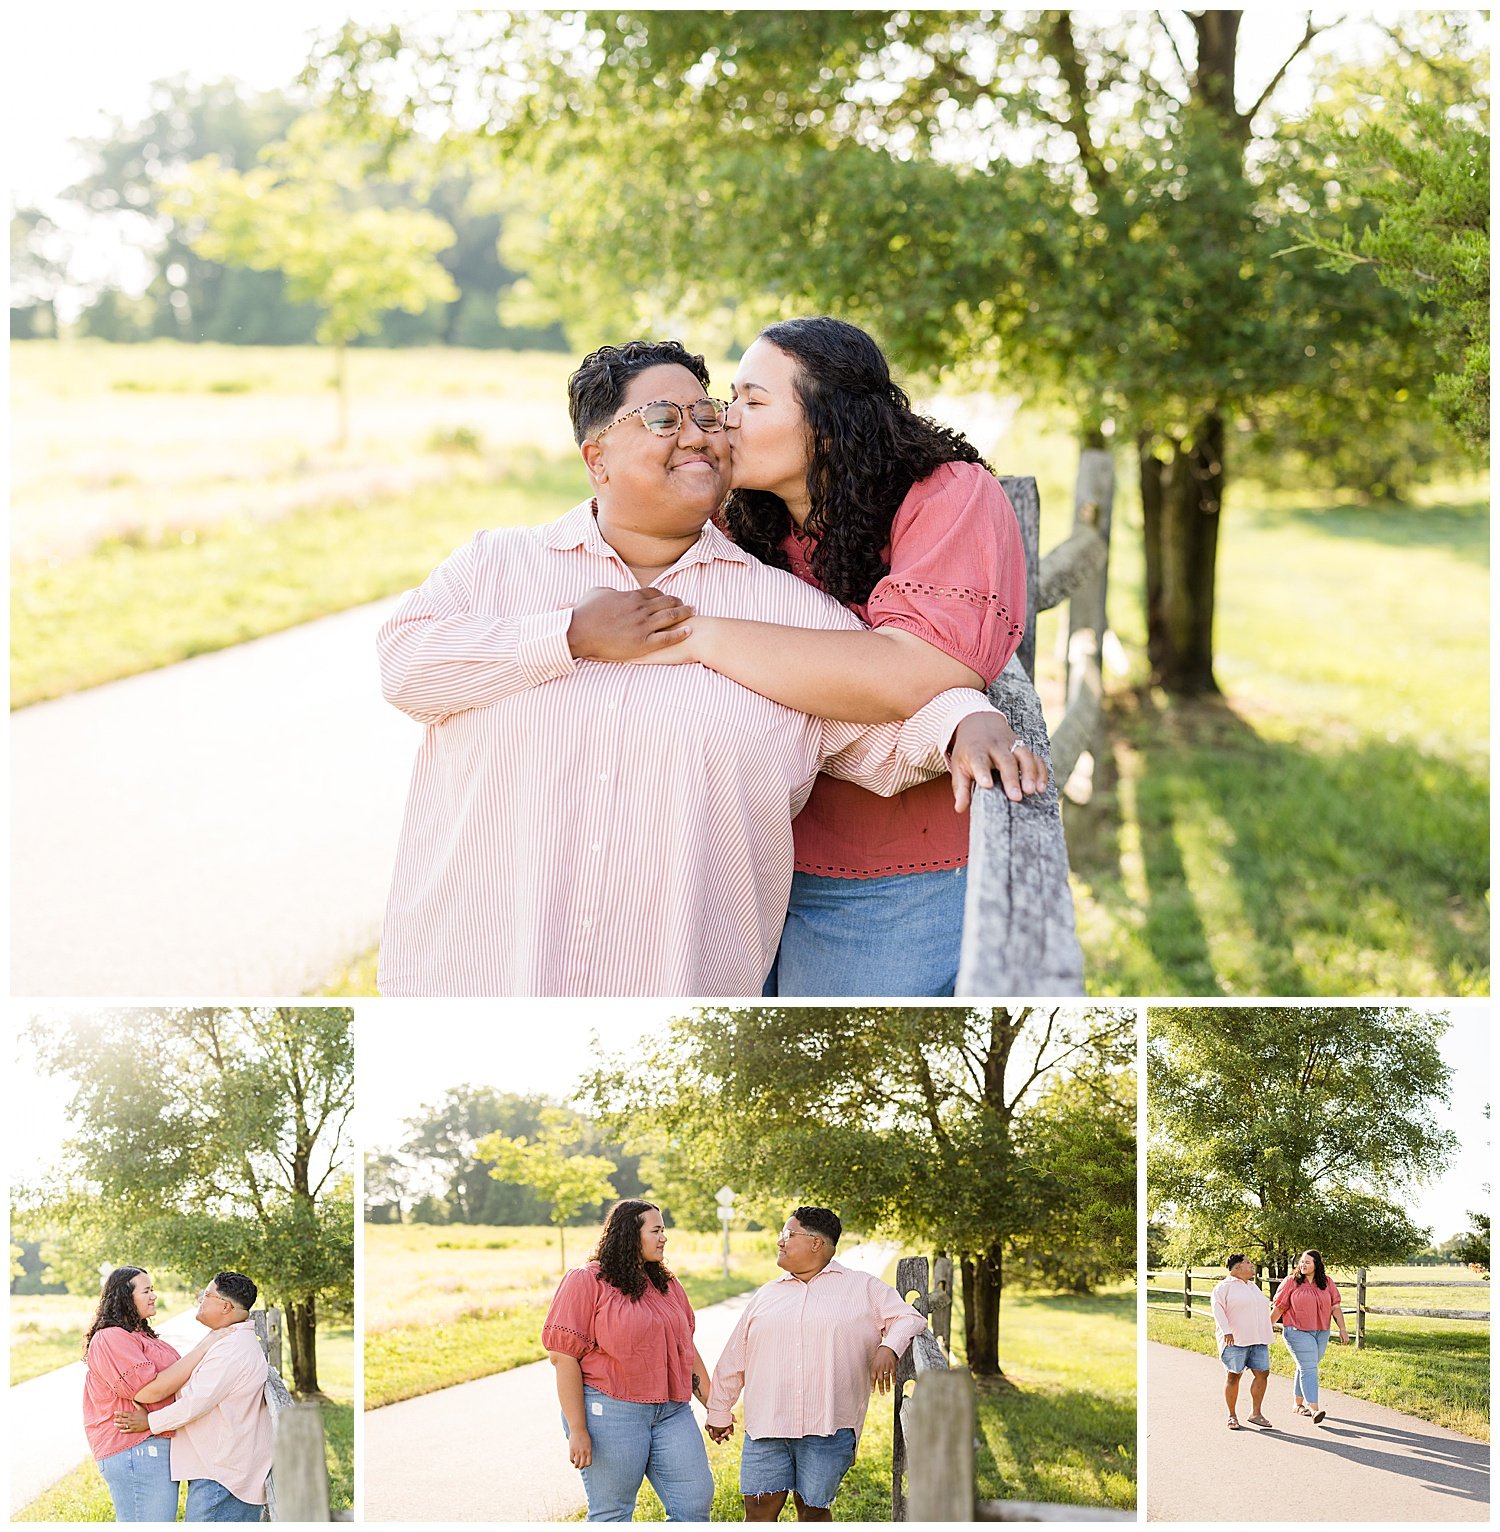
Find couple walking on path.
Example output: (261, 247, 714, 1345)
(1214, 1250, 1350, 1432)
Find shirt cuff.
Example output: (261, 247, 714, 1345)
(705, 1409, 734, 1429)
(145, 1399, 187, 1432)
(895, 687, 994, 768)
(517, 607, 577, 685)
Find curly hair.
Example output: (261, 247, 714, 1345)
(1293, 1249, 1329, 1290)
(83, 1266, 156, 1353)
(568, 340, 712, 445)
(723, 317, 989, 605)
(592, 1199, 672, 1300)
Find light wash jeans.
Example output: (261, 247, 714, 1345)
(1281, 1325, 1331, 1406)
(97, 1436, 179, 1522)
(764, 866, 967, 997)
(563, 1386, 713, 1522)
(184, 1478, 263, 1522)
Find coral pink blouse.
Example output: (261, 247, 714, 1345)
(542, 1261, 698, 1404)
(780, 461, 1028, 877)
(1274, 1274, 1343, 1332)
(84, 1327, 181, 1460)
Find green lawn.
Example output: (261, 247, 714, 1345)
(10, 1287, 198, 1386)
(1146, 1265, 1489, 1440)
(13, 1325, 355, 1521)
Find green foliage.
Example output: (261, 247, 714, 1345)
(20, 1007, 353, 1391)
(1148, 1007, 1457, 1274)
(1454, 1213, 1490, 1272)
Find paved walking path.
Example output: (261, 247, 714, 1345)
(364, 1242, 899, 1522)
(11, 598, 416, 996)
(9, 1307, 209, 1514)
(1146, 1341, 1489, 1522)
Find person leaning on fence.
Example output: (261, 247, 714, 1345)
(705, 1206, 928, 1522)
(1211, 1254, 1275, 1432)
(115, 1272, 272, 1522)
(377, 337, 1025, 998)
(542, 1200, 715, 1522)
(82, 1266, 226, 1522)
(1271, 1248, 1349, 1425)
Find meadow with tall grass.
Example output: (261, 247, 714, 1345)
(12, 339, 1487, 997)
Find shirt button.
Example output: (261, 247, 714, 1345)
(598, 770, 609, 781)
(580, 918, 592, 930)
(590, 842, 602, 852)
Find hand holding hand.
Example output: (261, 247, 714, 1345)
(871, 1345, 899, 1396)
(706, 1422, 734, 1444)
(115, 1405, 150, 1433)
(948, 712, 1049, 812)
(568, 1428, 593, 1469)
(567, 587, 694, 661)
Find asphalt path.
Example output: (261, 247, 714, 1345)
(1146, 1340, 1489, 1522)
(364, 1242, 899, 1522)
(11, 597, 416, 996)
(8, 1306, 210, 1514)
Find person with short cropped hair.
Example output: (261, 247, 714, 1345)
(706, 1206, 927, 1521)
(1210, 1254, 1275, 1431)
(115, 1272, 272, 1521)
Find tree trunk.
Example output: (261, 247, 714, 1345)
(1142, 412, 1225, 694)
(966, 1243, 1006, 1377)
(287, 1295, 319, 1394)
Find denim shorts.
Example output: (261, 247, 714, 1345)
(740, 1429, 857, 1509)
(1220, 1342, 1271, 1373)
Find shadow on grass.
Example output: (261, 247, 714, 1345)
(1070, 687, 1489, 995)
(1271, 498, 1491, 567)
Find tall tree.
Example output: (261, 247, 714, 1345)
(587, 1005, 1135, 1376)
(310, 10, 1479, 692)
(1147, 1006, 1456, 1278)
(164, 112, 458, 445)
(25, 1006, 353, 1394)
(475, 1109, 619, 1273)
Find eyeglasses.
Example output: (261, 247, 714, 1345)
(594, 398, 728, 441)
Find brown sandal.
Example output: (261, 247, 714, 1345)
(1248, 1414, 1273, 1428)
(1227, 1415, 1242, 1430)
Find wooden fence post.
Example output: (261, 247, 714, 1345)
(931, 1255, 954, 1351)
(892, 1256, 930, 1522)
(253, 1308, 283, 1376)
(904, 1369, 977, 1522)
(1356, 1267, 1366, 1351)
(1183, 1270, 1191, 1320)
(270, 1403, 331, 1522)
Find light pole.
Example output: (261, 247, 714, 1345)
(715, 1186, 737, 1278)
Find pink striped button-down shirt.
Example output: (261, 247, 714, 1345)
(377, 501, 992, 996)
(146, 1322, 271, 1505)
(706, 1260, 929, 1441)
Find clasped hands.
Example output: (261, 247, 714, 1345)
(567, 586, 1049, 809)
(702, 1346, 901, 1444)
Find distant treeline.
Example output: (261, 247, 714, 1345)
(11, 78, 566, 352)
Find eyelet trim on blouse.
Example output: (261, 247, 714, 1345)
(541, 1323, 596, 1350)
(798, 854, 968, 875)
(872, 580, 1025, 639)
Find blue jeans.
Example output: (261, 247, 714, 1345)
(563, 1386, 713, 1522)
(184, 1478, 263, 1522)
(1282, 1325, 1331, 1406)
(764, 867, 967, 997)
(97, 1436, 180, 1521)
(740, 1430, 857, 1509)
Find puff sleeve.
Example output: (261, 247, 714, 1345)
(541, 1266, 600, 1359)
(86, 1329, 166, 1401)
(864, 461, 1027, 682)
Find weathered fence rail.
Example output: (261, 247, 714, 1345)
(958, 452, 1114, 998)
(253, 1309, 347, 1521)
(891, 1256, 1132, 1523)
(1146, 1267, 1490, 1348)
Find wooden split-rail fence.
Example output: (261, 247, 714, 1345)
(959, 450, 1115, 998)
(252, 1309, 348, 1521)
(890, 1256, 1133, 1522)
(1146, 1267, 1491, 1347)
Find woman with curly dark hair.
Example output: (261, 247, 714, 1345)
(82, 1266, 222, 1520)
(658, 315, 1044, 996)
(1271, 1248, 1349, 1424)
(542, 1200, 713, 1520)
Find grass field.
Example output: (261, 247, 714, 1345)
(10, 1285, 199, 1385)
(364, 1222, 783, 1409)
(1146, 1265, 1489, 1439)
(12, 340, 1488, 996)
(12, 1322, 355, 1520)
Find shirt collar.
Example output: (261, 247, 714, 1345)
(777, 1257, 847, 1284)
(538, 499, 755, 572)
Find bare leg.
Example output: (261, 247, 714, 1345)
(1250, 1370, 1269, 1415)
(1224, 1369, 1242, 1420)
(745, 1491, 789, 1522)
(793, 1493, 834, 1522)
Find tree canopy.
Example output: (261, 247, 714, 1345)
(21, 1006, 353, 1394)
(1148, 1005, 1456, 1277)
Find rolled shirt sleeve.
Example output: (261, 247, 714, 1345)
(816, 687, 994, 798)
(146, 1344, 241, 1433)
(871, 1282, 930, 1358)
